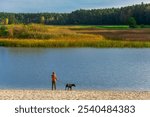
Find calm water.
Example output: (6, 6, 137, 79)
(0, 47, 150, 91)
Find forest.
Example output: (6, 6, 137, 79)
(0, 2, 150, 25)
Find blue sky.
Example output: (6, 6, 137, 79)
(0, 0, 150, 13)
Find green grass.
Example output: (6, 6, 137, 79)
(73, 25, 150, 29)
(68, 25, 130, 30)
(93, 25, 129, 29)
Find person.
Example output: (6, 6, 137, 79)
(51, 72, 57, 90)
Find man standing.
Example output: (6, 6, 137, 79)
(51, 72, 57, 90)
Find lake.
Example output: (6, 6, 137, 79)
(0, 47, 150, 91)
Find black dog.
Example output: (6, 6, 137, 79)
(65, 84, 76, 90)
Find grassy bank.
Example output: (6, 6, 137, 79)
(1, 39, 150, 48)
(0, 24, 150, 48)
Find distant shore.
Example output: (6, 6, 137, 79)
(0, 90, 150, 100)
(1, 25, 150, 48)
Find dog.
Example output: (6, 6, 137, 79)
(65, 84, 76, 90)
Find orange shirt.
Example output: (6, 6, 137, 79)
(52, 74, 57, 82)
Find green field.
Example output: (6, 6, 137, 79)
(92, 25, 129, 29)
(0, 24, 150, 48)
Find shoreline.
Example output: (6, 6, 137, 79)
(1, 38, 150, 48)
(0, 89, 150, 100)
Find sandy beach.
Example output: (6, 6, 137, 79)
(0, 90, 150, 100)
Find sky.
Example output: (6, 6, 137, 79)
(0, 0, 150, 13)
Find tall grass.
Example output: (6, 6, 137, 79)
(1, 24, 102, 39)
(1, 39, 150, 48)
(1, 24, 150, 48)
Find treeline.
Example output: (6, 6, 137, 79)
(0, 3, 150, 25)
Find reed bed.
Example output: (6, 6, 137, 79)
(1, 38, 150, 48)
(1, 24, 150, 48)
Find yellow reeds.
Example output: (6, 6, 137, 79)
(1, 38, 150, 48)
(1, 24, 150, 48)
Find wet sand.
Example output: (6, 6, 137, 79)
(0, 90, 150, 100)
